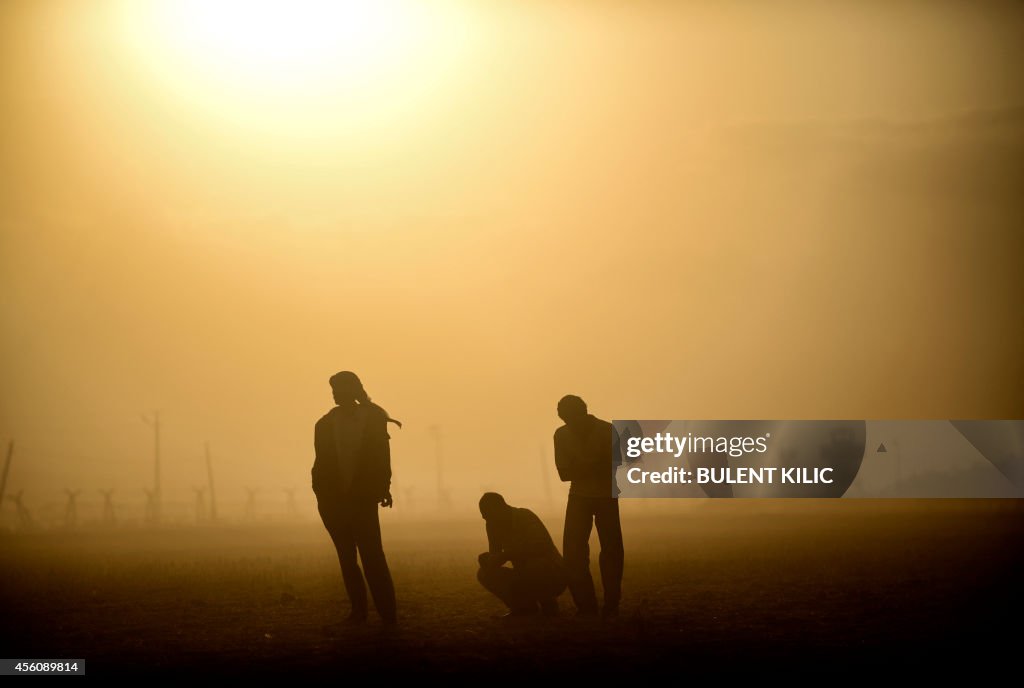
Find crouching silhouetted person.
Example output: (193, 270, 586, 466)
(477, 492, 568, 617)
(312, 371, 401, 626)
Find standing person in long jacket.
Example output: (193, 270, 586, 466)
(312, 371, 401, 625)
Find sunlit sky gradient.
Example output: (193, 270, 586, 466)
(1, 0, 1022, 516)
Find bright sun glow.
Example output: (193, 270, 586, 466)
(162, 0, 424, 92)
(120, 0, 473, 139)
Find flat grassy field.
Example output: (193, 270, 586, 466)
(1, 500, 1020, 678)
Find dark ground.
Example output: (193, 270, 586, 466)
(1, 500, 1021, 679)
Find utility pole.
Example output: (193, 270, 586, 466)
(244, 487, 257, 521)
(193, 487, 207, 524)
(142, 413, 161, 525)
(0, 440, 12, 512)
(154, 413, 161, 523)
(283, 488, 297, 519)
(429, 425, 451, 511)
(9, 490, 34, 531)
(205, 441, 217, 522)
(99, 489, 116, 527)
(143, 488, 156, 524)
(64, 489, 81, 530)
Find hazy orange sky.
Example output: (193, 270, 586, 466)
(1, 1, 1022, 518)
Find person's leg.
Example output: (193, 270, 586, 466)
(539, 597, 559, 616)
(353, 500, 397, 624)
(477, 565, 537, 615)
(519, 558, 568, 617)
(317, 498, 368, 619)
(562, 494, 598, 614)
(594, 497, 624, 616)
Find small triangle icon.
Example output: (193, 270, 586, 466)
(877, 443, 887, 453)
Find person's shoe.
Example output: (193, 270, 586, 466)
(539, 599, 559, 617)
(500, 606, 539, 620)
(574, 606, 599, 617)
(601, 604, 619, 620)
(380, 613, 398, 628)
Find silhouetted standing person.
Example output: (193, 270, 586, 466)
(312, 371, 400, 625)
(476, 492, 568, 617)
(554, 395, 624, 618)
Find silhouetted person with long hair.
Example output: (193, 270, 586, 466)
(477, 492, 568, 617)
(554, 395, 624, 618)
(312, 371, 401, 625)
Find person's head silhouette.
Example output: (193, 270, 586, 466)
(557, 394, 588, 427)
(329, 371, 367, 406)
(479, 492, 509, 521)
(328, 371, 403, 428)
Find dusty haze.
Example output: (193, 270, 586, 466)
(1, 0, 1022, 521)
